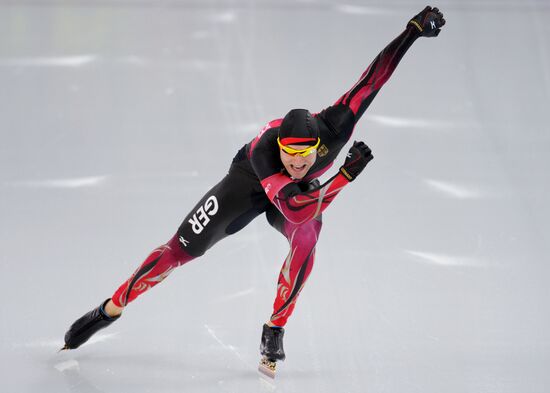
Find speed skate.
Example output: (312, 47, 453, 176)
(258, 324, 286, 378)
(258, 357, 278, 378)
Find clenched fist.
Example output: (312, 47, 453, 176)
(408, 6, 446, 37)
(339, 141, 373, 182)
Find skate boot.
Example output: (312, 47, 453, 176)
(258, 324, 285, 378)
(61, 299, 120, 350)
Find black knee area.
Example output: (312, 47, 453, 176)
(266, 206, 285, 233)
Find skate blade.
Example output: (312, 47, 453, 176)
(258, 358, 276, 379)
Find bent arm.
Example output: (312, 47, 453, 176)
(270, 173, 351, 225)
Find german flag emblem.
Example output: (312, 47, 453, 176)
(318, 144, 329, 157)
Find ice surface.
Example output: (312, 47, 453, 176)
(1, 1, 549, 392)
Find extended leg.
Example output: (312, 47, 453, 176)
(62, 234, 196, 350)
(108, 161, 270, 310)
(110, 234, 193, 308)
(63, 161, 270, 350)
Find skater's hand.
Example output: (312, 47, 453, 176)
(298, 179, 321, 192)
(408, 6, 446, 37)
(339, 141, 373, 182)
(280, 182, 302, 198)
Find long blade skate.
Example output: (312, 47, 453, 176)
(62, 299, 120, 351)
(258, 357, 277, 378)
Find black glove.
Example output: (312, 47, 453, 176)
(408, 6, 446, 37)
(281, 179, 321, 199)
(339, 141, 373, 182)
(298, 179, 321, 192)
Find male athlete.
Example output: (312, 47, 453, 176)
(63, 6, 445, 375)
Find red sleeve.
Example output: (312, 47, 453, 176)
(334, 27, 419, 123)
(260, 173, 293, 202)
(271, 172, 351, 225)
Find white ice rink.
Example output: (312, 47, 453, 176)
(1, 1, 549, 392)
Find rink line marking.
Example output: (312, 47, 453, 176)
(80, 332, 119, 347)
(334, 5, 392, 15)
(203, 324, 251, 367)
(424, 179, 487, 199)
(212, 287, 255, 303)
(406, 250, 484, 267)
(0, 55, 97, 67)
(209, 11, 237, 23)
(6, 175, 109, 189)
(368, 114, 466, 129)
(12, 339, 65, 349)
(14, 332, 118, 350)
(4, 171, 204, 190)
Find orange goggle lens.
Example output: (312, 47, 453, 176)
(277, 137, 320, 157)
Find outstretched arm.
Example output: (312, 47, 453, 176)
(331, 6, 446, 125)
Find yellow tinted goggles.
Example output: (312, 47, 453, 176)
(277, 137, 320, 157)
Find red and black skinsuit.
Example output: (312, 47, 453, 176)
(111, 26, 420, 326)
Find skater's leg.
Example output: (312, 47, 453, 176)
(104, 299, 123, 317)
(62, 234, 193, 349)
(110, 233, 194, 308)
(64, 162, 270, 349)
(266, 207, 323, 327)
(110, 162, 270, 309)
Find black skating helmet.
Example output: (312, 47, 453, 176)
(278, 109, 320, 147)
